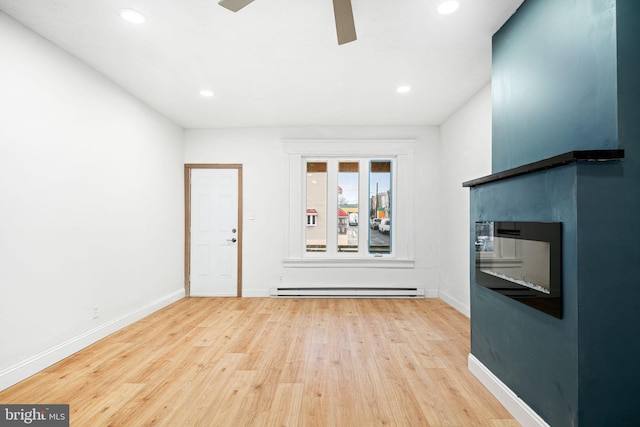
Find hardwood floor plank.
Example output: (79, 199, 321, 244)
(264, 382, 304, 427)
(0, 298, 517, 426)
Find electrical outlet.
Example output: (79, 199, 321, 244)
(92, 306, 99, 320)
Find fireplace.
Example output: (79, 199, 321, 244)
(475, 221, 562, 318)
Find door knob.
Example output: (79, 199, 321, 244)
(227, 237, 237, 243)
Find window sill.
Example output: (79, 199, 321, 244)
(282, 258, 415, 269)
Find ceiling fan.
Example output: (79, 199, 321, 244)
(218, 0, 357, 45)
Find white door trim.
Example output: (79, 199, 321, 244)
(184, 164, 243, 297)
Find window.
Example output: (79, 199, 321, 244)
(338, 162, 359, 253)
(304, 159, 391, 255)
(306, 162, 327, 252)
(306, 210, 318, 226)
(284, 139, 415, 268)
(369, 160, 392, 254)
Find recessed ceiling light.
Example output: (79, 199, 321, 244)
(397, 85, 411, 94)
(437, 0, 460, 15)
(200, 89, 215, 97)
(119, 9, 147, 24)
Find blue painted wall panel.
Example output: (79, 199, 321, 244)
(575, 162, 640, 426)
(471, 165, 579, 426)
(574, 1, 640, 424)
(492, 0, 618, 172)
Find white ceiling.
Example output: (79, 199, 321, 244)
(0, 0, 523, 129)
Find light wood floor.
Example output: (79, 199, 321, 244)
(0, 298, 518, 426)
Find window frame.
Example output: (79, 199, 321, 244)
(283, 139, 415, 268)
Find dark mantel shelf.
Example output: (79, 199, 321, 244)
(462, 149, 625, 188)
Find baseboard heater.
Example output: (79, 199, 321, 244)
(269, 287, 425, 298)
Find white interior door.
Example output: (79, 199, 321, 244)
(189, 168, 239, 296)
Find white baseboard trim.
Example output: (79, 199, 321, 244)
(0, 288, 185, 392)
(468, 354, 550, 427)
(438, 290, 470, 317)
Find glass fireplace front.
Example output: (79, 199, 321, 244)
(475, 221, 562, 318)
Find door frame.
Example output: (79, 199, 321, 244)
(184, 164, 243, 297)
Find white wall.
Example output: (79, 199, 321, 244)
(0, 12, 185, 390)
(185, 127, 441, 297)
(438, 84, 492, 316)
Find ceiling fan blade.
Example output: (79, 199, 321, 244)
(333, 0, 357, 45)
(218, 0, 255, 12)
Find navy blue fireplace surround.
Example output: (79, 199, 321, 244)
(466, 1, 640, 425)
